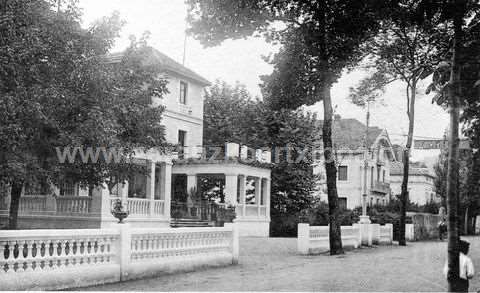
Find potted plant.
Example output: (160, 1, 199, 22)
(111, 199, 129, 223)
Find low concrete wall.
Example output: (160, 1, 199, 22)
(297, 223, 393, 254)
(235, 219, 270, 237)
(0, 224, 239, 290)
(406, 212, 441, 241)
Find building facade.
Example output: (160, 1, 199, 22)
(314, 118, 396, 209)
(0, 49, 271, 236)
(389, 162, 438, 205)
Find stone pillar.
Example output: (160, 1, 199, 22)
(240, 145, 248, 160)
(147, 160, 156, 216)
(297, 223, 310, 255)
(255, 149, 263, 162)
(225, 142, 240, 159)
(161, 163, 172, 218)
(224, 174, 238, 204)
(224, 222, 239, 264)
(255, 177, 262, 216)
(264, 178, 271, 220)
(238, 175, 246, 217)
(45, 193, 57, 214)
(476, 215, 480, 234)
(95, 184, 112, 221)
(118, 223, 131, 281)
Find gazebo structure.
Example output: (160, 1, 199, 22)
(0, 143, 272, 237)
(172, 143, 271, 236)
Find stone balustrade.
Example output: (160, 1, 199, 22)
(0, 224, 239, 290)
(17, 195, 93, 215)
(0, 228, 120, 290)
(126, 198, 150, 216)
(297, 223, 393, 255)
(56, 196, 92, 214)
(19, 195, 47, 213)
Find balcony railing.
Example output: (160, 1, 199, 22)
(371, 181, 390, 194)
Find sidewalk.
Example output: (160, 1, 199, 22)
(80, 236, 480, 291)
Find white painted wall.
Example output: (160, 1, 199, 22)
(153, 73, 205, 148)
(390, 174, 438, 205)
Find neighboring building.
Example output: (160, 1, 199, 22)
(389, 162, 438, 205)
(314, 118, 397, 209)
(0, 49, 271, 236)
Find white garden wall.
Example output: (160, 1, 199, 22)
(297, 223, 393, 254)
(0, 224, 239, 290)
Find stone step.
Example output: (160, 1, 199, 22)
(170, 218, 214, 228)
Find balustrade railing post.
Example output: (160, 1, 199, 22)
(45, 194, 57, 214)
(225, 222, 239, 264)
(118, 223, 131, 281)
(297, 223, 310, 255)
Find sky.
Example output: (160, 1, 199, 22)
(79, 0, 450, 162)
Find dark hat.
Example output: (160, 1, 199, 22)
(460, 239, 470, 253)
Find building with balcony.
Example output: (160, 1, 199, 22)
(389, 162, 439, 205)
(313, 118, 396, 209)
(0, 49, 271, 236)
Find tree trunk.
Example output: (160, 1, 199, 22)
(8, 181, 23, 230)
(322, 85, 344, 255)
(446, 10, 462, 292)
(399, 81, 417, 246)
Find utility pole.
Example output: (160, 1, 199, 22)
(360, 97, 373, 224)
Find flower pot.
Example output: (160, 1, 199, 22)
(112, 210, 129, 224)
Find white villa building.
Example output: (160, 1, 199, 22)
(314, 118, 396, 209)
(389, 162, 439, 205)
(0, 49, 271, 237)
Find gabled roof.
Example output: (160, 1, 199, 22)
(104, 49, 211, 86)
(318, 118, 384, 150)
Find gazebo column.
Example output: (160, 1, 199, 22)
(186, 174, 197, 193)
(238, 175, 246, 217)
(159, 162, 172, 217)
(146, 160, 156, 216)
(255, 177, 262, 217)
(225, 174, 238, 205)
(120, 181, 129, 207)
(263, 178, 271, 220)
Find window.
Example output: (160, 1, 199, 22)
(382, 170, 386, 182)
(338, 197, 347, 210)
(179, 81, 188, 104)
(178, 130, 186, 159)
(338, 166, 348, 181)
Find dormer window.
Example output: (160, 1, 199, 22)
(179, 81, 188, 104)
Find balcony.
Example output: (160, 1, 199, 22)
(371, 181, 390, 194)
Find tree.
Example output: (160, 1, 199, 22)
(349, 5, 448, 245)
(0, 0, 168, 228)
(202, 80, 319, 236)
(187, 0, 392, 255)
(424, 0, 480, 290)
(434, 138, 479, 234)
